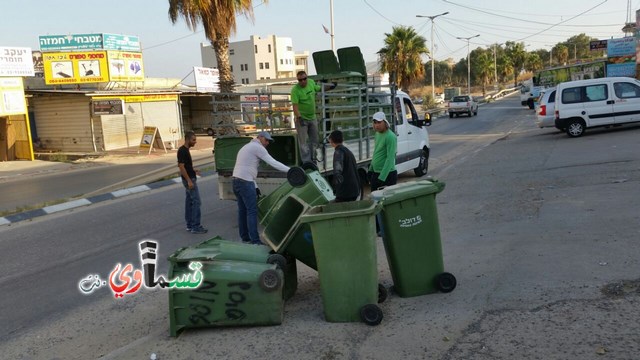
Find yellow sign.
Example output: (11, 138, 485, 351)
(43, 51, 109, 84)
(107, 51, 144, 82)
(139, 126, 167, 154)
(0, 77, 27, 116)
(93, 94, 178, 103)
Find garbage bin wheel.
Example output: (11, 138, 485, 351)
(435, 272, 457, 293)
(258, 269, 282, 292)
(378, 283, 388, 304)
(287, 167, 307, 186)
(360, 304, 383, 326)
(301, 162, 319, 172)
(266, 253, 287, 270)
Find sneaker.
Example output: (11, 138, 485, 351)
(191, 227, 208, 234)
(186, 227, 192, 232)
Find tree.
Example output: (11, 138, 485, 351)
(504, 41, 527, 88)
(378, 26, 429, 91)
(497, 55, 514, 85)
(168, 0, 259, 94)
(472, 49, 494, 96)
(525, 53, 543, 73)
(554, 44, 569, 66)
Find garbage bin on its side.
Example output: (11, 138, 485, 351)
(299, 200, 383, 325)
(371, 179, 456, 298)
(169, 236, 297, 300)
(168, 248, 284, 337)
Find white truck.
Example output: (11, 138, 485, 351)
(213, 48, 432, 199)
(448, 95, 478, 117)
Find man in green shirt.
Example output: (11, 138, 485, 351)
(291, 70, 335, 164)
(369, 111, 397, 190)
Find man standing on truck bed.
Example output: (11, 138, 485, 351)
(232, 131, 290, 244)
(291, 70, 335, 164)
(369, 112, 397, 190)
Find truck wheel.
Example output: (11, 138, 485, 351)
(449, 112, 453, 118)
(206, 128, 215, 136)
(468, 110, 472, 117)
(413, 148, 429, 177)
(566, 119, 585, 137)
(474, 109, 478, 116)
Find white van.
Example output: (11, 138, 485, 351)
(554, 77, 640, 137)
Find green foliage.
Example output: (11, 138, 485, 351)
(378, 26, 429, 91)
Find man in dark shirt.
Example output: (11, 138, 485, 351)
(177, 131, 207, 234)
(328, 130, 360, 202)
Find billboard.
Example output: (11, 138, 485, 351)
(193, 66, 219, 92)
(606, 37, 637, 78)
(0, 47, 35, 77)
(107, 51, 144, 82)
(0, 77, 27, 116)
(39, 33, 141, 52)
(43, 51, 109, 84)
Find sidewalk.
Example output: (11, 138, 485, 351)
(0, 135, 215, 226)
(0, 135, 214, 182)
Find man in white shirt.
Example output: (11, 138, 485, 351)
(232, 131, 290, 244)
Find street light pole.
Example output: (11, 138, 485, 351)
(456, 34, 479, 95)
(416, 12, 449, 102)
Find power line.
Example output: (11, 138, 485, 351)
(362, 0, 403, 26)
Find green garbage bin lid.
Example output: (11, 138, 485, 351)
(168, 246, 222, 263)
(370, 180, 445, 206)
(299, 199, 380, 223)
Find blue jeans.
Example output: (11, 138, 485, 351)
(232, 178, 260, 243)
(182, 177, 202, 229)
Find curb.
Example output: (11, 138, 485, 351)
(0, 170, 217, 227)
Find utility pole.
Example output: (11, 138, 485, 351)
(457, 34, 479, 95)
(416, 12, 449, 102)
(493, 44, 499, 89)
(329, 0, 335, 51)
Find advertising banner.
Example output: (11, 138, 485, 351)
(43, 51, 109, 84)
(0, 77, 27, 116)
(0, 47, 35, 77)
(193, 66, 220, 92)
(39, 34, 104, 51)
(39, 33, 141, 52)
(102, 33, 141, 52)
(606, 37, 637, 78)
(107, 51, 144, 82)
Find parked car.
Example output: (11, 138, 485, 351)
(555, 77, 640, 137)
(535, 87, 556, 128)
(448, 95, 478, 117)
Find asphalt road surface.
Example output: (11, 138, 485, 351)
(1, 94, 639, 359)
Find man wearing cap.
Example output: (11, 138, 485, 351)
(291, 70, 336, 164)
(232, 131, 290, 244)
(369, 111, 398, 191)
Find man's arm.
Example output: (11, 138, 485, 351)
(257, 147, 290, 173)
(178, 163, 193, 189)
(332, 148, 345, 189)
(378, 135, 397, 181)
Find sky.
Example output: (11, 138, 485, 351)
(1, 0, 637, 82)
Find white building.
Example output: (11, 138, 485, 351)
(201, 35, 309, 85)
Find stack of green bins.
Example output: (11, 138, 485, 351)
(259, 170, 335, 270)
(371, 179, 457, 298)
(299, 200, 384, 325)
(167, 248, 284, 337)
(169, 236, 297, 300)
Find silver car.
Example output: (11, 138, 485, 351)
(535, 88, 556, 128)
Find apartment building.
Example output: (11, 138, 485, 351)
(201, 35, 309, 85)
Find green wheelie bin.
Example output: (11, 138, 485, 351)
(299, 200, 384, 325)
(371, 179, 456, 298)
(260, 168, 335, 270)
(168, 254, 284, 337)
(169, 236, 297, 300)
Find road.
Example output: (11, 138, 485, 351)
(1, 94, 639, 359)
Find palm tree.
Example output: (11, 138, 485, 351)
(168, 0, 259, 93)
(378, 26, 429, 91)
(504, 41, 527, 88)
(473, 50, 494, 96)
